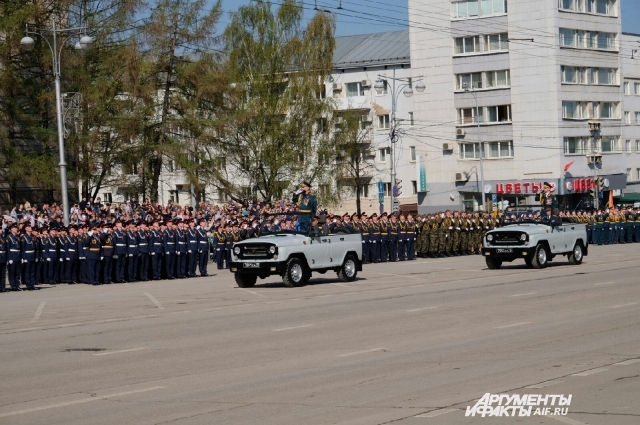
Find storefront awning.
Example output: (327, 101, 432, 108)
(618, 193, 640, 204)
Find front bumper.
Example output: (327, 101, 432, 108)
(482, 246, 536, 260)
(229, 260, 287, 275)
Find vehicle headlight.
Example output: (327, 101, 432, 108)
(486, 234, 493, 242)
(520, 234, 527, 241)
(269, 246, 276, 254)
(233, 246, 241, 255)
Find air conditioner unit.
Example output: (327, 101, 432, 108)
(334, 117, 345, 126)
(456, 129, 466, 137)
(361, 114, 371, 123)
(595, 154, 603, 164)
(588, 121, 601, 131)
(332, 83, 342, 91)
(443, 143, 453, 151)
(455, 172, 467, 182)
(586, 155, 595, 165)
(361, 79, 372, 87)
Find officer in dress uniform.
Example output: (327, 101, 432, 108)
(48, 229, 60, 283)
(186, 220, 198, 278)
(0, 232, 7, 292)
(388, 213, 400, 261)
(126, 222, 139, 282)
(292, 181, 317, 233)
(224, 223, 234, 269)
(398, 214, 408, 261)
(77, 226, 88, 283)
(41, 229, 51, 283)
(175, 221, 188, 278)
(87, 225, 103, 285)
(58, 229, 68, 283)
(163, 221, 177, 279)
(113, 221, 127, 283)
(101, 225, 114, 284)
(407, 214, 417, 260)
(150, 222, 164, 280)
(21, 224, 36, 290)
(7, 224, 22, 291)
(379, 213, 389, 262)
(197, 219, 209, 276)
(213, 225, 226, 270)
(33, 229, 43, 284)
(137, 223, 150, 281)
(369, 213, 381, 263)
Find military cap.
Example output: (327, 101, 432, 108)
(301, 181, 311, 188)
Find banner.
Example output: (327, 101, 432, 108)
(416, 154, 427, 193)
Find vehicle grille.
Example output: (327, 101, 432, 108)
(491, 232, 525, 246)
(237, 244, 274, 259)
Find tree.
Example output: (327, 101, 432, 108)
(334, 108, 381, 215)
(221, 0, 338, 203)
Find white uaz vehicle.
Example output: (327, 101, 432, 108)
(482, 216, 588, 269)
(229, 224, 363, 288)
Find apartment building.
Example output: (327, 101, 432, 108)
(409, 0, 640, 212)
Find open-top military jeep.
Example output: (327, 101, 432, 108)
(482, 212, 588, 269)
(229, 217, 363, 288)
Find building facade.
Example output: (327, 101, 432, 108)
(409, 0, 640, 213)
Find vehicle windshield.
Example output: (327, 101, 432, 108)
(499, 205, 550, 226)
(259, 213, 307, 236)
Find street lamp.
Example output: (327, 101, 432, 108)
(462, 83, 486, 211)
(374, 71, 425, 213)
(20, 19, 93, 226)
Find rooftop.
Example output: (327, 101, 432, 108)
(333, 30, 410, 69)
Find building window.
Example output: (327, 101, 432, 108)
(411, 180, 417, 195)
(627, 168, 632, 180)
(458, 107, 482, 124)
(356, 184, 369, 198)
(379, 147, 390, 162)
(560, 29, 617, 50)
(457, 72, 482, 90)
(459, 142, 481, 159)
(482, 0, 506, 15)
(378, 114, 390, 129)
(487, 141, 514, 158)
(452, 0, 479, 19)
(595, 68, 616, 85)
(561, 66, 584, 84)
(484, 33, 509, 52)
(625, 139, 631, 152)
(345, 82, 365, 97)
(636, 112, 640, 124)
(408, 112, 414, 126)
(564, 137, 587, 154)
(600, 102, 616, 119)
(560, 0, 581, 11)
(624, 111, 631, 124)
(624, 81, 630, 94)
(600, 137, 619, 152)
(485, 105, 511, 123)
(635, 82, 640, 95)
(598, 32, 616, 50)
(563, 101, 582, 119)
(586, 0, 616, 16)
(454, 36, 481, 54)
(636, 140, 640, 152)
(410, 146, 416, 161)
(486, 70, 510, 88)
(383, 182, 392, 196)
(637, 168, 640, 181)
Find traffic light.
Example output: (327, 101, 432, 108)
(598, 177, 605, 191)
(589, 188, 596, 198)
(393, 179, 402, 197)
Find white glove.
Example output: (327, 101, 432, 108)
(188, 250, 192, 253)
(150, 252, 155, 256)
(8, 260, 12, 265)
(47, 258, 51, 262)
(198, 250, 202, 253)
(101, 257, 104, 261)
(66, 258, 70, 260)
(129, 254, 133, 257)
(22, 259, 27, 263)
(60, 258, 63, 262)
(177, 252, 181, 256)
(114, 255, 118, 259)
(448, 226, 453, 230)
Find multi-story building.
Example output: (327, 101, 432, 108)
(409, 0, 640, 213)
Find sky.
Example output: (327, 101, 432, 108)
(219, 0, 640, 37)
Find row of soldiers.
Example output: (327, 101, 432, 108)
(559, 208, 640, 245)
(0, 219, 211, 291)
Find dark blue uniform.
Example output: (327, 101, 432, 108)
(65, 235, 79, 283)
(137, 230, 150, 281)
(21, 234, 36, 289)
(186, 228, 198, 277)
(175, 229, 187, 278)
(47, 236, 59, 283)
(113, 230, 127, 282)
(101, 233, 114, 283)
(163, 229, 176, 279)
(7, 233, 21, 290)
(150, 229, 163, 280)
(87, 234, 102, 285)
(196, 228, 209, 276)
(213, 231, 225, 269)
(0, 235, 7, 292)
(126, 230, 139, 282)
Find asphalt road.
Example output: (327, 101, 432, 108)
(0, 245, 639, 425)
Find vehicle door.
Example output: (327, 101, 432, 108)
(547, 221, 566, 254)
(306, 235, 330, 268)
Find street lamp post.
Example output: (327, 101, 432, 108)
(20, 18, 93, 226)
(374, 70, 425, 213)
(463, 83, 485, 211)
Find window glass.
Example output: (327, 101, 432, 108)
(493, 0, 505, 13)
(346, 82, 363, 97)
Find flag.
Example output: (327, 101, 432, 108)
(563, 161, 574, 172)
(607, 190, 614, 208)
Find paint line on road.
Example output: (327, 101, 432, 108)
(572, 367, 608, 376)
(494, 322, 531, 329)
(273, 324, 315, 332)
(546, 415, 587, 425)
(93, 348, 146, 356)
(239, 288, 267, 298)
(407, 306, 438, 313)
(144, 293, 164, 309)
(615, 359, 640, 366)
(0, 386, 165, 418)
(338, 348, 386, 357)
(415, 408, 458, 418)
(31, 301, 46, 323)
(511, 292, 537, 297)
(611, 302, 638, 308)
(593, 281, 616, 286)
(525, 379, 563, 389)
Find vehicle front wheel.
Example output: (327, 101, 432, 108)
(531, 244, 549, 269)
(283, 258, 308, 287)
(485, 257, 502, 270)
(234, 273, 257, 288)
(568, 242, 584, 265)
(337, 254, 358, 282)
